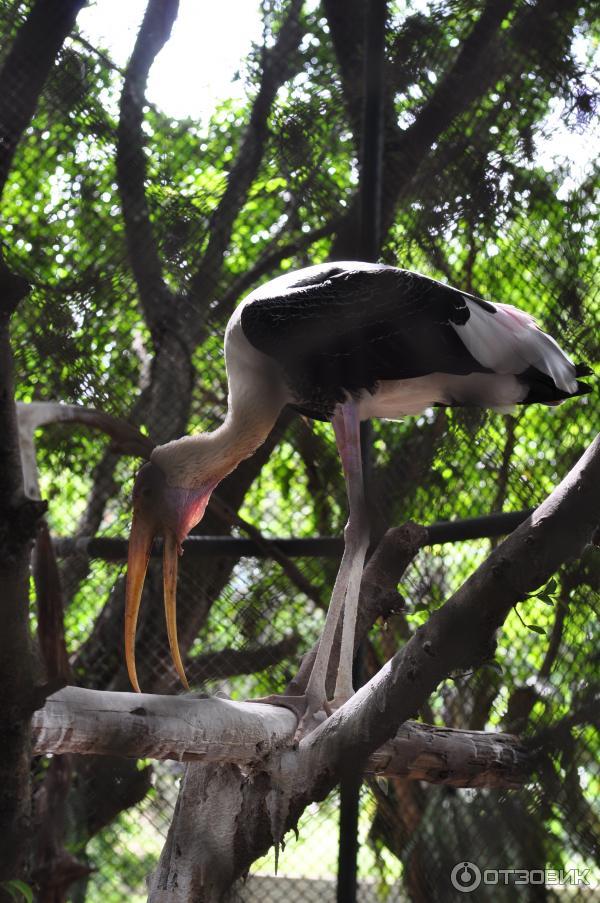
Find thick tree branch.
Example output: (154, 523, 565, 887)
(31, 687, 528, 788)
(219, 218, 341, 309)
(149, 434, 599, 899)
(116, 0, 180, 339)
(186, 0, 303, 325)
(329, 0, 580, 256)
(0, 6, 89, 882)
(32, 687, 295, 762)
(0, 263, 43, 887)
(163, 635, 301, 692)
(300, 435, 600, 771)
(0, 0, 87, 198)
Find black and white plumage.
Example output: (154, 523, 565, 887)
(237, 261, 588, 420)
(125, 261, 590, 729)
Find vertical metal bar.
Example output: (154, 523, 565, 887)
(337, 787, 361, 900)
(337, 3, 387, 902)
(359, 0, 387, 263)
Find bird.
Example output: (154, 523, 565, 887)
(125, 261, 591, 730)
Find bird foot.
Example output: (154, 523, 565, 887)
(248, 693, 331, 740)
(328, 691, 353, 712)
(292, 688, 355, 738)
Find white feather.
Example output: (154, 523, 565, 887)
(357, 372, 525, 419)
(452, 299, 578, 394)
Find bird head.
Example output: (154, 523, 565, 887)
(125, 456, 218, 693)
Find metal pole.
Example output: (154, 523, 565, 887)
(51, 509, 535, 561)
(359, 0, 387, 262)
(338, 2, 387, 901)
(336, 648, 364, 903)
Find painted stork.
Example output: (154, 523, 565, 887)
(125, 261, 590, 728)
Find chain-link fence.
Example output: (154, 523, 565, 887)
(1, 0, 598, 900)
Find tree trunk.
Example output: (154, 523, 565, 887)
(0, 1, 95, 890)
(0, 265, 46, 887)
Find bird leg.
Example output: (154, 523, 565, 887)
(299, 400, 369, 728)
(248, 401, 369, 738)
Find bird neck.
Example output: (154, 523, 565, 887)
(208, 403, 278, 479)
(153, 396, 281, 490)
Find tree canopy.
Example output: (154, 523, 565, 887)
(0, 0, 597, 899)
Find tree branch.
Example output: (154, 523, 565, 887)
(186, 0, 303, 326)
(329, 0, 581, 256)
(300, 435, 599, 771)
(31, 687, 528, 788)
(164, 635, 301, 691)
(149, 434, 599, 898)
(219, 217, 341, 309)
(17, 400, 153, 469)
(116, 0, 180, 338)
(0, 0, 87, 198)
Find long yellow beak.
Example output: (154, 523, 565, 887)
(125, 519, 189, 693)
(124, 510, 155, 693)
(163, 532, 189, 690)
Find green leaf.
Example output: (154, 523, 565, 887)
(526, 624, 546, 635)
(1, 881, 34, 903)
(536, 593, 554, 606)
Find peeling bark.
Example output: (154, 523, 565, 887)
(149, 763, 245, 901)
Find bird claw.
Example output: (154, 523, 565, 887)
(293, 703, 329, 741)
(328, 692, 353, 712)
(249, 692, 308, 721)
(247, 692, 332, 740)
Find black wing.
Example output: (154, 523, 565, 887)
(241, 264, 492, 418)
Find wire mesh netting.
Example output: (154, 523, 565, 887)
(0, 0, 598, 900)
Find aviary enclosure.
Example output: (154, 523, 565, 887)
(0, 1, 597, 901)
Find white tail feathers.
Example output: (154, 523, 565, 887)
(452, 299, 578, 394)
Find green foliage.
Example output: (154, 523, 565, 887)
(1, 881, 33, 903)
(0, 0, 597, 898)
